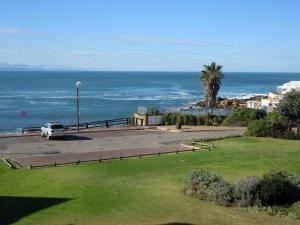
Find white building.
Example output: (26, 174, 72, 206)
(247, 81, 300, 112)
(277, 81, 300, 94)
(247, 92, 281, 112)
(247, 101, 259, 109)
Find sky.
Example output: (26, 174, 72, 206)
(0, 0, 300, 72)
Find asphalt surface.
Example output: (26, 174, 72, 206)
(0, 128, 245, 167)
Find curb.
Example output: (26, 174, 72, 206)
(180, 143, 201, 150)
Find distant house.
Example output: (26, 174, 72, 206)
(247, 81, 300, 112)
(277, 81, 300, 94)
(246, 100, 259, 109)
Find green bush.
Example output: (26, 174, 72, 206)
(223, 108, 266, 127)
(176, 114, 185, 124)
(190, 115, 198, 126)
(234, 176, 262, 207)
(162, 112, 172, 125)
(247, 205, 290, 218)
(161, 112, 226, 126)
(184, 114, 191, 125)
(246, 113, 291, 138)
(171, 113, 178, 125)
(247, 201, 300, 219)
(246, 120, 268, 137)
(284, 132, 300, 140)
(213, 115, 223, 126)
(197, 116, 205, 125)
(184, 169, 300, 217)
(184, 170, 234, 206)
(288, 202, 300, 219)
(204, 114, 213, 126)
(260, 170, 300, 205)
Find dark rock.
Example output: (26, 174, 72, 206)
(195, 95, 267, 110)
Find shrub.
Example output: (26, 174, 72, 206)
(162, 112, 172, 125)
(213, 115, 223, 126)
(260, 170, 300, 205)
(284, 132, 300, 140)
(247, 205, 290, 218)
(197, 116, 205, 125)
(190, 115, 198, 126)
(184, 170, 234, 206)
(246, 113, 291, 138)
(176, 114, 185, 124)
(246, 119, 269, 137)
(234, 176, 262, 207)
(161, 112, 226, 126)
(277, 90, 300, 135)
(288, 202, 300, 219)
(223, 108, 266, 127)
(184, 114, 191, 125)
(204, 114, 214, 126)
(171, 113, 178, 125)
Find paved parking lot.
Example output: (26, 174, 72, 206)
(0, 128, 245, 167)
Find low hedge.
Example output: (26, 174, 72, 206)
(223, 108, 266, 127)
(234, 176, 262, 207)
(162, 112, 225, 126)
(184, 170, 234, 206)
(245, 112, 298, 139)
(260, 171, 300, 205)
(185, 169, 300, 210)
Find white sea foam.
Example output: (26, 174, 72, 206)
(221, 92, 267, 99)
(26, 100, 67, 105)
(0, 92, 266, 102)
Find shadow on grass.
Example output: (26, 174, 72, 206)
(63, 135, 92, 141)
(0, 196, 71, 225)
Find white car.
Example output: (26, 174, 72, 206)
(41, 122, 65, 140)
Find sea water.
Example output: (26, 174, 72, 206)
(0, 71, 300, 133)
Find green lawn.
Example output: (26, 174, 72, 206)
(1, 137, 300, 225)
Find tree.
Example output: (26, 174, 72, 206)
(277, 90, 300, 134)
(200, 62, 224, 113)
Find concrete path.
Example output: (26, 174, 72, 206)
(0, 127, 245, 168)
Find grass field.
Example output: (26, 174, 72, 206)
(1, 137, 300, 225)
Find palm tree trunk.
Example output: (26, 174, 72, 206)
(205, 87, 213, 113)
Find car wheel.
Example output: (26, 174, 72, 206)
(47, 133, 51, 140)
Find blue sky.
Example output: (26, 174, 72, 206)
(0, 0, 300, 72)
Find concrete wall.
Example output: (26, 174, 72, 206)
(133, 113, 162, 126)
(133, 113, 146, 126)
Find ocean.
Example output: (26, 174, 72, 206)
(1, 71, 300, 133)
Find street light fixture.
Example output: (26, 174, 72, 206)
(76, 81, 81, 132)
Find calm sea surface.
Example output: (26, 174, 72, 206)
(1, 71, 300, 133)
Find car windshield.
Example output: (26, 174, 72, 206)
(50, 124, 64, 129)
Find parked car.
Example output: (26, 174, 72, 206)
(41, 122, 65, 140)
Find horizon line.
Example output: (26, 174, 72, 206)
(1, 69, 300, 74)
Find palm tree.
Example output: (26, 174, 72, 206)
(200, 62, 224, 113)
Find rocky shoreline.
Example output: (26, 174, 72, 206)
(191, 95, 267, 110)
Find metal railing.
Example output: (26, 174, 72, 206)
(22, 117, 133, 133)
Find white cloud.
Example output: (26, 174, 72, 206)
(73, 50, 96, 56)
(0, 27, 46, 36)
(104, 34, 222, 47)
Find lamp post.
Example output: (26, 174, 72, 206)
(76, 81, 81, 132)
